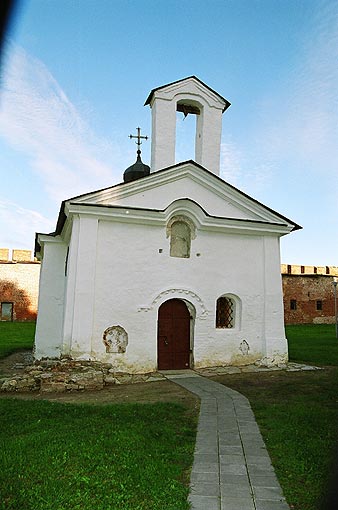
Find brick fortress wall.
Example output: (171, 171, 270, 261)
(281, 264, 338, 325)
(0, 249, 41, 321)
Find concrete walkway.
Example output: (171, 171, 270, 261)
(165, 372, 290, 510)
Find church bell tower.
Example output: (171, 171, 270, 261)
(144, 76, 230, 175)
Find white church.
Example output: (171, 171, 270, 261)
(34, 76, 300, 372)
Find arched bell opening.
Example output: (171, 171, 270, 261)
(175, 99, 202, 164)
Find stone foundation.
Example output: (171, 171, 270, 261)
(0, 358, 166, 393)
(0, 356, 322, 393)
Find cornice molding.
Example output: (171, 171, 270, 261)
(65, 199, 292, 236)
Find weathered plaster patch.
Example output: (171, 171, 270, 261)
(103, 325, 128, 353)
(255, 353, 288, 368)
(166, 215, 196, 239)
(239, 339, 250, 355)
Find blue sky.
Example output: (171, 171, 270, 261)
(0, 0, 337, 265)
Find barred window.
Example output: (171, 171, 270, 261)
(290, 299, 297, 310)
(216, 297, 235, 328)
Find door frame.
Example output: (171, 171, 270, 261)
(157, 298, 195, 370)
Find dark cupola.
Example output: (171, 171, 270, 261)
(123, 127, 150, 183)
(123, 149, 150, 183)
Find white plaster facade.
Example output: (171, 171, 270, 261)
(34, 77, 300, 371)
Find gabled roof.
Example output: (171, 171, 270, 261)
(35, 160, 301, 255)
(66, 198, 296, 233)
(70, 160, 301, 229)
(144, 76, 231, 112)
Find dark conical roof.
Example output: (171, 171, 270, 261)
(123, 150, 150, 183)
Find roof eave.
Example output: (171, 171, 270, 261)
(34, 201, 67, 256)
(144, 75, 231, 112)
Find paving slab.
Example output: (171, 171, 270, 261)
(165, 373, 290, 510)
(188, 494, 220, 510)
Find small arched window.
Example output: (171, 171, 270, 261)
(216, 296, 235, 328)
(170, 221, 191, 258)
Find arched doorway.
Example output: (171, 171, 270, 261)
(157, 299, 191, 370)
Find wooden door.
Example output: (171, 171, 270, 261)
(157, 299, 190, 370)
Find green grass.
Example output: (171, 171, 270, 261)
(0, 399, 197, 510)
(1, 322, 337, 509)
(0, 322, 35, 358)
(242, 370, 338, 510)
(215, 323, 338, 510)
(286, 324, 338, 365)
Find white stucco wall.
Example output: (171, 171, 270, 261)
(34, 76, 292, 370)
(53, 215, 99, 360)
(109, 175, 260, 219)
(49, 212, 287, 371)
(34, 239, 67, 358)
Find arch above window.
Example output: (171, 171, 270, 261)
(216, 296, 235, 328)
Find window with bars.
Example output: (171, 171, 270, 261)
(316, 300, 323, 311)
(216, 296, 235, 328)
(290, 299, 297, 310)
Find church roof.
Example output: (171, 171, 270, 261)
(35, 160, 301, 256)
(144, 76, 231, 112)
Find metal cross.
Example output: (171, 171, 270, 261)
(129, 127, 148, 147)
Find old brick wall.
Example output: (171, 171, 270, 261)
(0, 249, 40, 321)
(281, 263, 338, 276)
(282, 274, 336, 325)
